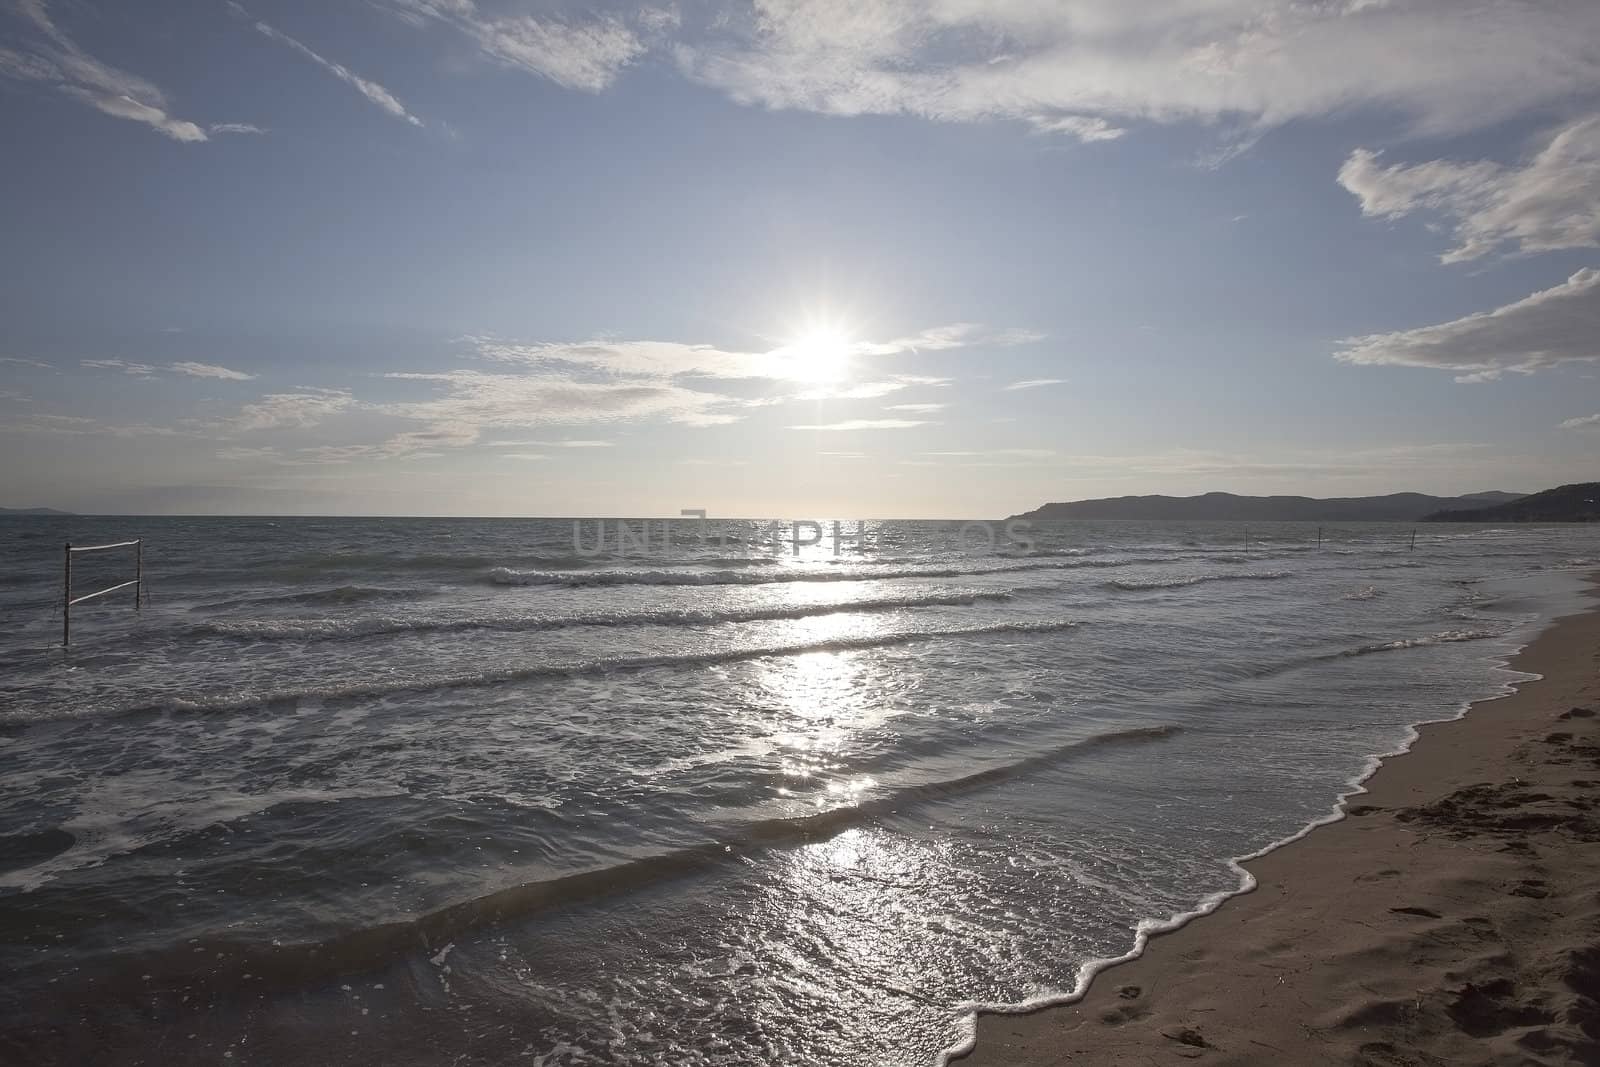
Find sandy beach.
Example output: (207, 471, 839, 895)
(963, 576, 1600, 1066)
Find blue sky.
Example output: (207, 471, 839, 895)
(1, 0, 1597, 516)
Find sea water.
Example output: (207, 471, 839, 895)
(0, 516, 1596, 1064)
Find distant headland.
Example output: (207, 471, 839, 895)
(1011, 490, 1527, 523)
(1421, 483, 1599, 523)
(0, 507, 73, 516)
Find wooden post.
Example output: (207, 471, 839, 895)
(134, 539, 143, 610)
(1317, 526, 1323, 550)
(1245, 527, 1250, 553)
(1410, 528, 1417, 552)
(63, 542, 71, 648)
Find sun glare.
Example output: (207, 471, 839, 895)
(785, 327, 854, 383)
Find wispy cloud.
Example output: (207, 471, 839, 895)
(1560, 413, 1600, 430)
(885, 402, 948, 413)
(1003, 378, 1067, 391)
(219, 389, 354, 432)
(3, 412, 197, 438)
(378, 370, 741, 453)
(81, 359, 256, 381)
(1340, 115, 1600, 263)
(674, 0, 1600, 147)
(209, 122, 265, 136)
(231, 3, 423, 126)
(1336, 268, 1600, 382)
(81, 359, 155, 376)
(0, 0, 211, 141)
(490, 438, 614, 448)
(789, 419, 931, 431)
(215, 446, 280, 461)
(472, 323, 1037, 382)
(377, 0, 659, 92)
(169, 361, 257, 381)
(1029, 115, 1125, 142)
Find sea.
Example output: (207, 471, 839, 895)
(1, 515, 1597, 1065)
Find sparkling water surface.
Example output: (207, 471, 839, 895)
(1, 516, 1597, 1064)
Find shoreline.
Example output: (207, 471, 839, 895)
(953, 573, 1600, 1065)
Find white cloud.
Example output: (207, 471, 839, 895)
(1339, 116, 1600, 262)
(209, 122, 265, 136)
(378, 1, 657, 92)
(885, 402, 948, 413)
(233, 4, 423, 126)
(221, 389, 355, 432)
(1, 1, 210, 141)
(674, 0, 1600, 144)
(1560, 413, 1600, 430)
(1336, 268, 1600, 382)
(169, 361, 256, 381)
(501, 452, 549, 461)
(789, 419, 931, 430)
(1004, 378, 1067, 390)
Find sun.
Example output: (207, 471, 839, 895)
(784, 327, 854, 383)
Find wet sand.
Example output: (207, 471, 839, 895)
(962, 578, 1600, 1066)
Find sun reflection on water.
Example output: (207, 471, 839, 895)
(756, 611, 894, 812)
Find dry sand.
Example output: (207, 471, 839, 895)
(961, 580, 1600, 1066)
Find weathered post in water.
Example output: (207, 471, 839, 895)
(1411, 528, 1417, 552)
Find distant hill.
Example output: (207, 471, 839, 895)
(1423, 483, 1600, 523)
(1012, 491, 1524, 523)
(0, 506, 71, 516)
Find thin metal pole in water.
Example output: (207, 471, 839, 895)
(1318, 526, 1323, 550)
(1244, 527, 1249, 553)
(63, 543, 71, 648)
(1411, 528, 1417, 552)
(134, 539, 143, 610)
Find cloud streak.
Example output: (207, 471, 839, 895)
(0, 0, 209, 141)
(789, 419, 931, 431)
(472, 323, 1038, 382)
(233, 3, 423, 126)
(1335, 269, 1600, 382)
(80, 359, 256, 381)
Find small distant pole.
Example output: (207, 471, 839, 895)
(1317, 526, 1323, 550)
(135, 539, 143, 610)
(62, 542, 71, 648)
(1410, 528, 1417, 552)
(1244, 526, 1250, 553)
